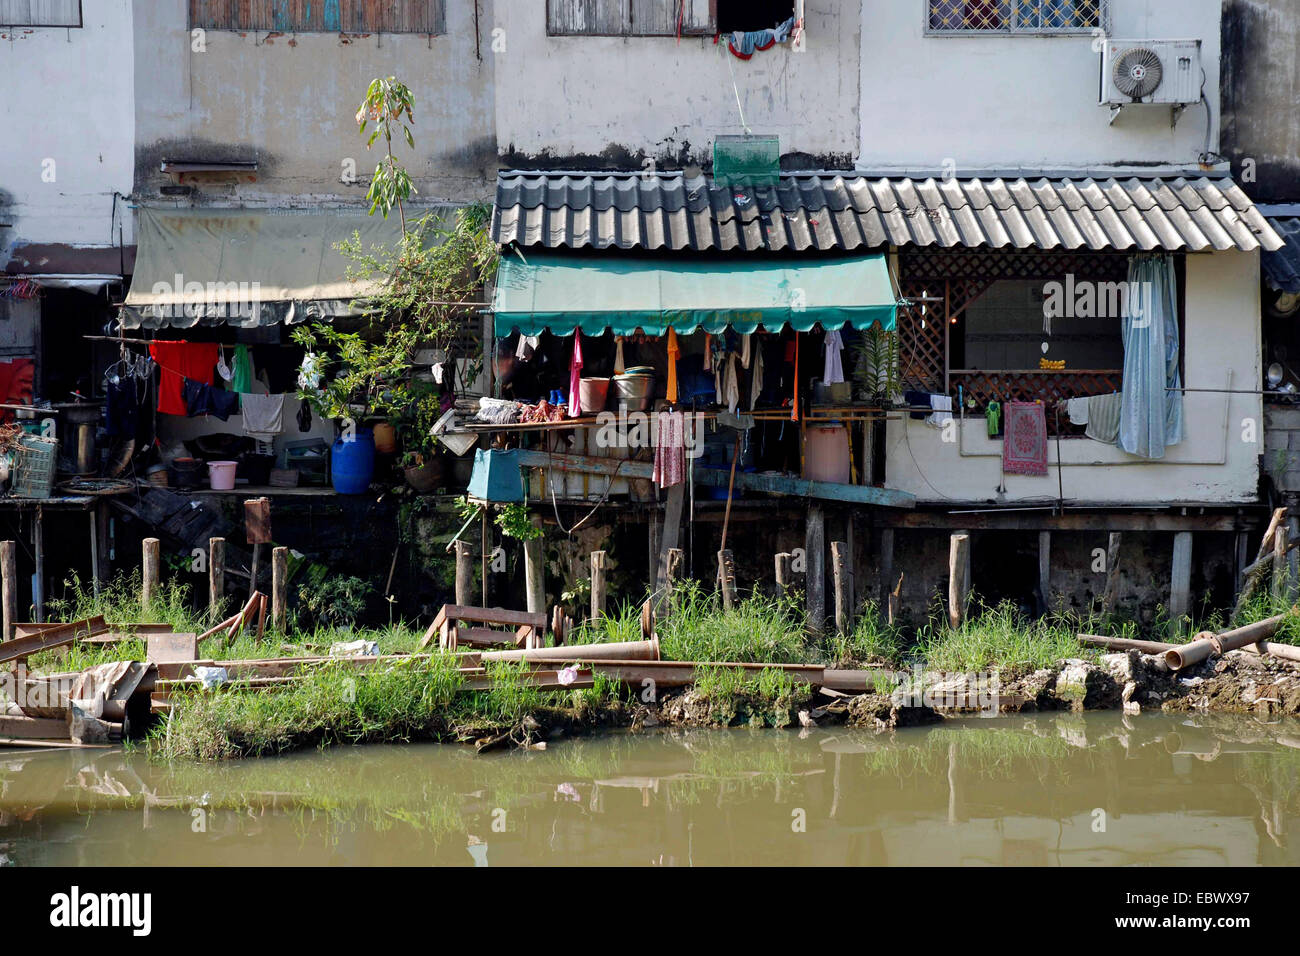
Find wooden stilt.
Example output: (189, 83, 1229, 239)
(948, 532, 970, 629)
(1272, 525, 1289, 602)
(590, 550, 608, 621)
(1037, 530, 1051, 615)
(806, 505, 825, 635)
(271, 546, 288, 632)
(524, 519, 545, 615)
(1, 540, 16, 641)
(1101, 532, 1122, 615)
(208, 537, 225, 618)
(1171, 530, 1193, 630)
(775, 552, 793, 598)
(878, 528, 895, 611)
(142, 537, 160, 611)
(454, 539, 474, 607)
(831, 540, 852, 636)
(248, 543, 260, 604)
(717, 549, 737, 610)
(33, 506, 44, 624)
(664, 547, 683, 613)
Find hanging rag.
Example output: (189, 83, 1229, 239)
(1065, 396, 1090, 426)
(823, 329, 845, 385)
(1085, 392, 1122, 444)
(702, 333, 712, 371)
(665, 328, 679, 403)
(297, 398, 313, 433)
(241, 393, 287, 439)
(1002, 401, 1049, 477)
(985, 400, 1002, 438)
(149, 341, 218, 416)
(567, 332, 584, 418)
(740, 333, 752, 370)
(925, 394, 953, 428)
(614, 336, 627, 375)
(182, 378, 239, 421)
(516, 334, 540, 362)
(653, 410, 686, 489)
(724, 15, 795, 58)
(230, 344, 255, 393)
(749, 345, 764, 411)
(1119, 254, 1184, 459)
(791, 333, 800, 422)
(722, 353, 740, 413)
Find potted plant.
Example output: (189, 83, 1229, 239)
(397, 382, 446, 493)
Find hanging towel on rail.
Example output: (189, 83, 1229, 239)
(241, 393, 287, 440)
(1085, 392, 1122, 444)
(653, 410, 685, 489)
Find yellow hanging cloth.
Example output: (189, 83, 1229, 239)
(666, 328, 680, 403)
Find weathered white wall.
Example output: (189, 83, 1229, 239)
(494, 1, 861, 167)
(0, 4, 135, 260)
(883, 249, 1262, 506)
(860, 0, 1223, 171)
(132, 0, 496, 206)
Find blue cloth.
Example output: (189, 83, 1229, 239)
(728, 16, 795, 57)
(1119, 255, 1183, 459)
(183, 378, 240, 421)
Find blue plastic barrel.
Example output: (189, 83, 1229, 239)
(331, 429, 375, 494)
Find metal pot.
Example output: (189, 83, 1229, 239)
(612, 373, 655, 411)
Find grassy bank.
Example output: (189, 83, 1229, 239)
(21, 569, 1300, 760)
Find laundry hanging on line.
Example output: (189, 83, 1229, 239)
(149, 341, 219, 416)
(182, 377, 240, 421)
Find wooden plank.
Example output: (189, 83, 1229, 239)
(435, 605, 547, 629)
(147, 633, 200, 664)
(0, 715, 69, 739)
(0, 616, 107, 664)
(877, 511, 1254, 532)
(589, 660, 824, 688)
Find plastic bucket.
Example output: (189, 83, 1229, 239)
(331, 429, 376, 495)
(207, 460, 239, 491)
(578, 377, 611, 415)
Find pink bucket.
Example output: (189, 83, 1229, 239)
(207, 460, 238, 491)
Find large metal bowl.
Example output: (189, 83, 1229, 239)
(612, 373, 655, 411)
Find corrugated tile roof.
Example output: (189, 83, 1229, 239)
(1261, 212, 1300, 293)
(492, 172, 1284, 255)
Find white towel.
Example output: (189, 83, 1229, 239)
(1066, 396, 1090, 426)
(241, 393, 287, 439)
(750, 347, 764, 411)
(925, 394, 953, 428)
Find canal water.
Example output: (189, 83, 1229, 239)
(2, 713, 1298, 866)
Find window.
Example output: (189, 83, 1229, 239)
(547, 0, 717, 37)
(957, 279, 1123, 372)
(927, 0, 1105, 35)
(0, 0, 81, 27)
(190, 1, 445, 35)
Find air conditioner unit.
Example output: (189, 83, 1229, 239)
(1100, 38, 1201, 125)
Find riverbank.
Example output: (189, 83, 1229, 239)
(11, 573, 1300, 760)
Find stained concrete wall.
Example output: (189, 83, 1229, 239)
(883, 249, 1263, 506)
(1221, 0, 1300, 202)
(131, 0, 496, 207)
(860, 0, 1225, 171)
(0, 4, 136, 266)
(493, 0, 861, 169)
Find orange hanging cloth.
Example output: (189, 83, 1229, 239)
(666, 328, 680, 403)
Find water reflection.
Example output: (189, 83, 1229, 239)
(1, 712, 1298, 866)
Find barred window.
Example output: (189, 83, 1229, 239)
(0, 0, 81, 27)
(927, 0, 1104, 34)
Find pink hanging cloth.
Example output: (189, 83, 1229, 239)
(568, 331, 584, 418)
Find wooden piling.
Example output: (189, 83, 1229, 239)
(664, 547, 683, 612)
(1101, 532, 1122, 615)
(947, 532, 970, 629)
(454, 539, 474, 607)
(775, 552, 793, 597)
(831, 540, 852, 636)
(1171, 530, 1193, 629)
(142, 537, 160, 609)
(524, 519, 545, 615)
(208, 537, 225, 617)
(590, 550, 608, 621)
(878, 528, 895, 614)
(271, 546, 288, 632)
(1037, 531, 1051, 614)
(717, 549, 737, 610)
(806, 505, 825, 635)
(1, 540, 16, 641)
(1272, 525, 1289, 601)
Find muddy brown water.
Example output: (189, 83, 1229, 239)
(2, 712, 1299, 866)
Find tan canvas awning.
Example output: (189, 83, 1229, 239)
(122, 206, 412, 328)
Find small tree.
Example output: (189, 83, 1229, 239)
(294, 77, 498, 440)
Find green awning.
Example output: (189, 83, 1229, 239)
(493, 253, 898, 337)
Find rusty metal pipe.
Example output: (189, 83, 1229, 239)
(1164, 614, 1289, 670)
(1077, 634, 1176, 654)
